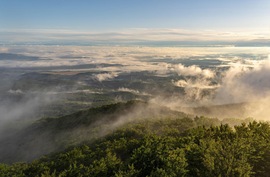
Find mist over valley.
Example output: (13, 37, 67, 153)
(1, 0, 270, 175)
(0, 45, 269, 164)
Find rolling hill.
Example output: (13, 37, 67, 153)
(0, 101, 269, 176)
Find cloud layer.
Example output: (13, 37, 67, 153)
(94, 72, 119, 82)
(1, 45, 270, 120)
(1, 28, 270, 45)
(214, 60, 270, 104)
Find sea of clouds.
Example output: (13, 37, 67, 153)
(0, 45, 270, 120)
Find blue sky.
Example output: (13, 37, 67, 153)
(0, 0, 270, 44)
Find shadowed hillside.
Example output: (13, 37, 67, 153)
(0, 113, 268, 176)
(0, 100, 188, 163)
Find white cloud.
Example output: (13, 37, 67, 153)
(172, 78, 219, 102)
(93, 72, 119, 82)
(172, 64, 215, 78)
(1, 28, 270, 44)
(214, 60, 270, 104)
(8, 89, 24, 95)
(1, 44, 270, 120)
(1, 45, 269, 69)
(118, 88, 140, 94)
(173, 79, 219, 89)
(173, 80, 188, 87)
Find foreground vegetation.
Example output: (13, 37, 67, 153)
(1, 115, 270, 177)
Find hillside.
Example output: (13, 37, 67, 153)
(0, 116, 269, 176)
(0, 101, 266, 177)
(0, 100, 187, 163)
(183, 102, 268, 120)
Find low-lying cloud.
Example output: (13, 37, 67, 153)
(1, 44, 270, 163)
(93, 72, 119, 82)
(1, 45, 270, 121)
(0, 92, 58, 137)
(214, 60, 270, 104)
(118, 87, 140, 94)
(173, 64, 215, 78)
(1, 28, 270, 45)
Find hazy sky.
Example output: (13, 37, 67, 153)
(0, 0, 270, 44)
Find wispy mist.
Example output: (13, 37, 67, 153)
(0, 45, 270, 163)
(93, 72, 119, 82)
(0, 92, 58, 137)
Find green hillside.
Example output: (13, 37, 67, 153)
(0, 101, 268, 177)
(1, 119, 270, 176)
(0, 100, 186, 163)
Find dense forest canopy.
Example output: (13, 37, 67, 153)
(0, 102, 270, 177)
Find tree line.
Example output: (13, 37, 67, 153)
(1, 116, 270, 177)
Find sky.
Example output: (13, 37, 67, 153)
(0, 0, 270, 45)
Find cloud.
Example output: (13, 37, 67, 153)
(172, 78, 219, 102)
(0, 92, 58, 136)
(1, 28, 270, 45)
(118, 87, 140, 94)
(1, 45, 270, 108)
(167, 63, 216, 102)
(2, 44, 270, 164)
(173, 79, 219, 89)
(214, 60, 270, 104)
(1, 45, 268, 71)
(93, 72, 119, 82)
(117, 87, 150, 96)
(172, 64, 215, 78)
(8, 89, 24, 95)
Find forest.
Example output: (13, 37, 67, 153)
(1, 0, 270, 176)
(0, 102, 269, 177)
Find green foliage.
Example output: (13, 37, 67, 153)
(1, 111, 270, 177)
(130, 135, 187, 177)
